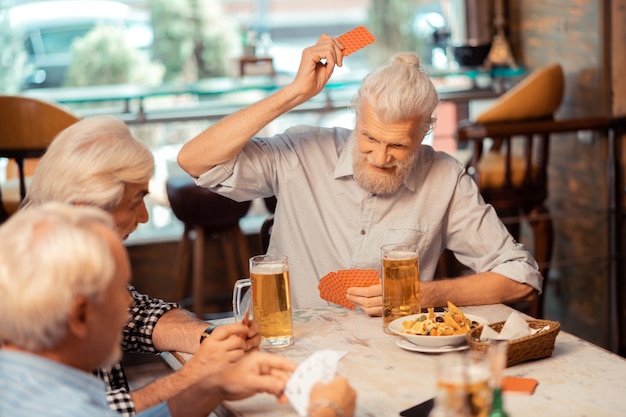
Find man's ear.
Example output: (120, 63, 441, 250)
(67, 296, 90, 339)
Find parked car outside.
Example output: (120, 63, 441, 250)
(7, 0, 153, 90)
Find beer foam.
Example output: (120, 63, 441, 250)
(251, 262, 288, 275)
(384, 251, 418, 261)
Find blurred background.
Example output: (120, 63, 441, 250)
(1, 0, 625, 360)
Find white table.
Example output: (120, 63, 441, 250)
(162, 304, 626, 417)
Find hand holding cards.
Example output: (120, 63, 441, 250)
(285, 350, 347, 416)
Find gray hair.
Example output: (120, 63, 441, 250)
(0, 203, 116, 351)
(21, 115, 154, 211)
(351, 52, 439, 140)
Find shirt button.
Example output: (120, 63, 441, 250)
(360, 230, 366, 235)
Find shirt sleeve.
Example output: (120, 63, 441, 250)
(122, 285, 179, 354)
(445, 171, 544, 293)
(94, 363, 135, 417)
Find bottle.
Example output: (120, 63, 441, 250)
(488, 341, 509, 417)
(489, 386, 509, 417)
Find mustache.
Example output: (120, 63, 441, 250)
(365, 157, 397, 169)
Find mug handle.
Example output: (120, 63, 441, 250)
(233, 278, 251, 321)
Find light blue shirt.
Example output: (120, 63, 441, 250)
(0, 350, 171, 417)
(196, 125, 542, 308)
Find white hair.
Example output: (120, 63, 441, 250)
(21, 115, 154, 211)
(0, 203, 116, 351)
(351, 52, 439, 140)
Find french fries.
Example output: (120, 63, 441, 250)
(400, 302, 477, 336)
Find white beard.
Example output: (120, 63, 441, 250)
(351, 135, 417, 195)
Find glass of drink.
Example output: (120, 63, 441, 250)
(381, 243, 420, 334)
(436, 351, 492, 417)
(233, 254, 293, 348)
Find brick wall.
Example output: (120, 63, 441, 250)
(507, 0, 624, 349)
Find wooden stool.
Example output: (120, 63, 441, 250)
(166, 177, 251, 317)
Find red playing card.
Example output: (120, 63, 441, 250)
(337, 26, 376, 57)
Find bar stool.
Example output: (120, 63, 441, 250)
(166, 176, 251, 317)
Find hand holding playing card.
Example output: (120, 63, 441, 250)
(318, 269, 380, 309)
(285, 350, 348, 416)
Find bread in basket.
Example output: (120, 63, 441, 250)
(466, 319, 560, 367)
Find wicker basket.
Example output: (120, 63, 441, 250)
(466, 319, 560, 367)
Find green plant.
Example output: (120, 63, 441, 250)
(367, 0, 425, 68)
(0, 7, 30, 93)
(64, 24, 164, 87)
(148, 0, 239, 82)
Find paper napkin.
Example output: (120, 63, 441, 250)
(481, 311, 542, 340)
(285, 350, 347, 416)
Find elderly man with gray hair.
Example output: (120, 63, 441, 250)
(177, 35, 543, 314)
(0, 203, 301, 417)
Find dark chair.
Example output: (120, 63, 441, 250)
(260, 215, 274, 253)
(259, 196, 277, 252)
(450, 64, 567, 318)
(457, 119, 554, 318)
(457, 116, 624, 321)
(166, 176, 251, 317)
(0, 95, 80, 221)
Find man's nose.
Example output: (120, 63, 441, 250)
(371, 145, 391, 166)
(137, 202, 149, 224)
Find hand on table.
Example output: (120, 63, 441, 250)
(216, 351, 296, 401)
(308, 376, 357, 417)
(346, 283, 382, 316)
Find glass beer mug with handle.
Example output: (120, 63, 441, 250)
(233, 254, 294, 348)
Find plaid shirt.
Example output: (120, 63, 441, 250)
(93, 285, 178, 416)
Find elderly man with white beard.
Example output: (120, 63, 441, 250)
(177, 35, 543, 315)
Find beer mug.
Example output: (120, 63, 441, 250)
(381, 243, 420, 334)
(233, 254, 294, 348)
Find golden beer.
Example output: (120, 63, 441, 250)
(250, 258, 293, 348)
(438, 367, 491, 417)
(381, 244, 420, 334)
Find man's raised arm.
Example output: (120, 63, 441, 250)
(177, 35, 345, 178)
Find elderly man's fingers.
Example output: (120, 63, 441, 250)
(346, 293, 382, 309)
(360, 305, 383, 317)
(346, 283, 382, 297)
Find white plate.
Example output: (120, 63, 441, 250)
(388, 313, 488, 348)
(395, 337, 469, 353)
